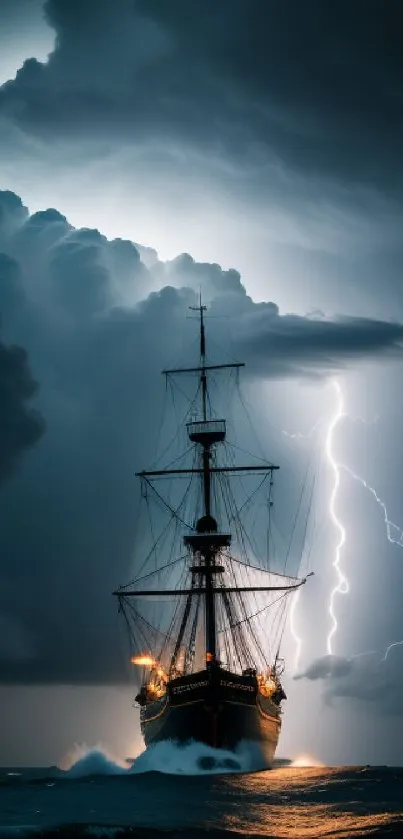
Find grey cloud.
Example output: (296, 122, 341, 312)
(0, 252, 25, 315)
(296, 647, 403, 715)
(0, 190, 28, 241)
(294, 655, 353, 681)
(234, 308, 403, 378)
(1, 1, 403, 194)
(0, 189, 402, 685)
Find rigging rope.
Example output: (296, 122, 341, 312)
(283, 449, 314, 574)
(141, 476, 195, 531)
(218, 589, 290, 632)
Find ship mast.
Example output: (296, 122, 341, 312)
(190, 299, 216, 664)
(113, 300, 307, 672)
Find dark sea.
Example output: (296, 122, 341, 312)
(1, 742, 402, 839)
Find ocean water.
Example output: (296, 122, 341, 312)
(0, 742, 402, 838)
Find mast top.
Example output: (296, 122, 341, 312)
(189, 296, 207, 360)
(189, 300, 207, 314)
(163, 298, 244, 376)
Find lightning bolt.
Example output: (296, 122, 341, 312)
(284, 380, 403, 665)
(326, 380, 349, 655)
(383, 640, 403, 661)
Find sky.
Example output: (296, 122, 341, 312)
(0, 0, 403, 766)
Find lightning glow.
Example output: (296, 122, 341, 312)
(289, 590, 302, 672)
(281, 420, 322, 440)
(326, 380, 349, 655)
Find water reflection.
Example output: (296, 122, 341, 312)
(221, 766, 403, 838)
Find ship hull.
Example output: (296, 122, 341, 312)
(139, 667, 281, 766)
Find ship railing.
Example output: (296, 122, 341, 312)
(187, 419, 226, 444)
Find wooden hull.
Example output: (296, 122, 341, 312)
(139, 667, 281, 766)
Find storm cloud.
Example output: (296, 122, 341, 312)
(1, 0, 403, 329)
(295, 645, 403, 715)
(0, 337, 44, 481)
(1, 0, 402, 194)
(0, 189, 402, 685)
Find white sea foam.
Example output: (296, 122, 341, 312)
(59, 743, 128, 777)
(59, 739, 269, 777)
(129, 738, 268, 774)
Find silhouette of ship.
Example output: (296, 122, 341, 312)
(114, 301, 309, 765)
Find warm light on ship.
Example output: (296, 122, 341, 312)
(257, 672, 276, 696)
(157, 668, 168, 681)
(130, 655, 156, 667)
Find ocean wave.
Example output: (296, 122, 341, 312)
(129, 739, 269, 775)
(58, 739, 269, 778)
(1, 765, 402, 838)
(1, 820, 403, 839)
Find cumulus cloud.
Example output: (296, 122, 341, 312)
(0, 188, 402, 685)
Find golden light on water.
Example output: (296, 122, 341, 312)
(291, 754, 325, 767)
(130, 655, 156, 667)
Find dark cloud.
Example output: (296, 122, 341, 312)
(1, 0, 402, 334)
(235, 308, 403, 378)
(0, 190, 28, 240)
(0, 189, 402, 685)
(294, 654, 353, 681)
(1, 1, 403, 195)
(0, 338, 45, 482)
(296, 646, 403, 715)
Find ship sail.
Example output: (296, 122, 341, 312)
(114, 300, 311, 760)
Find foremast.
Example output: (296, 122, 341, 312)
(113, 301, 307, 674)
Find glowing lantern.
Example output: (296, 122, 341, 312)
(157, 668, 168, 681)
(130, 655, 156, 667)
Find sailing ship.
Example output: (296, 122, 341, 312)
(114, 302, 309, 765)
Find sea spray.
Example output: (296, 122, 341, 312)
(59, 739, 269, 777)
(130, 739, 269, 774)
(59, 743, 128, 777)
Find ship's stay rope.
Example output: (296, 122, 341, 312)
(150, 377, 201, 469)
(141, 476, 195, 531)
(222, 551, 300, 581)
(283, 453, 313, 574)
(218, 588, 290, 633)
(124, 553, 189, 586)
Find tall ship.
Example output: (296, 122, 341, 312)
(114, 301, 310, 765)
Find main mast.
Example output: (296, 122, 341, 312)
(190, 300, 217, 665)
(113, 301, 307, 673)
